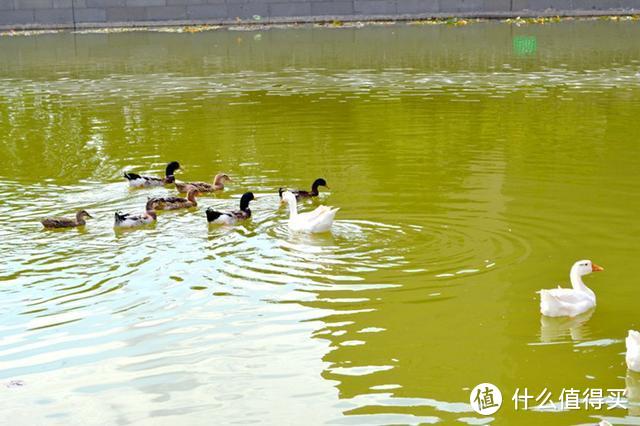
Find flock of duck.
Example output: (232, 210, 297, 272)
(40, 161, 640, 376)
(40, 161, 338, 233)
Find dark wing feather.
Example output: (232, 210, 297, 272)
(124, 172, 141, 180)
(293, 190, 312, 199)
(144, 176, 163, 184)
(115, 212, 129, 222)
(206, 209, 223, 222)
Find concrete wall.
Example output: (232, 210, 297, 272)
(1, 0, 640, 30)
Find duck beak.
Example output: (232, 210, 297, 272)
(592, 263, 604, 272)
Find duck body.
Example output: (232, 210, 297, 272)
(114, 200, 157, 228)
(148, 188, 198, 211)
(124, 161, 180, 188)
(176, 173, 231, 193)
(627, 330, 640, 372)
(279, 178, 328, 201)
(206, 192, 254, 225)
(539, 260, 604, 317)
(41, 210, 92, 228)
(540, 288, 595, 317)
(281, 190, 338, 233)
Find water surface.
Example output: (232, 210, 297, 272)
(1, 20, 640, 425)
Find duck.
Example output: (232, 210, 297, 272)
(539, 260, 604, 317)
(124, 161, 180, 187)
(114, 199, 157, 228)
(627, 330, 640, 372)
(41, 210, 92, 228)
(281, 190, 338, 233)
(175, 173, 231, 193)
(148, 187, 199, 210)
(206, 192, 255, 225)
(278, 178, 328, 201)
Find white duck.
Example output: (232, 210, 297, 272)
(539, 260, 604, 317)
(626, 330, 640, 372)
(281, 190, 338, 233)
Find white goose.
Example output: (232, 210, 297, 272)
(281, 190, 338, 233)
(627, 330, 640, 372)
(539, 260, 604, 317)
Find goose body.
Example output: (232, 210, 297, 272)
(206, 192, 254, 225)
(148, 188, 198, 210)
(41, 210, 92, 228)
(124, 161, 180, 188)
(627, 330, 640, 372)
(539, 260, 604, 317)
(281, 190, 338, 233)
(176, 173, 231, 193)
(114, 200, 157, 228)
(279, 178, 328, 201)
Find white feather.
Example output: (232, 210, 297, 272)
(210, 214, 235, 225)
(282, 191, 337, 233)
(114, 212, 155, 228)
(627, 330, 640, 372)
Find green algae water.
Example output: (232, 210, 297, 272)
(1, 20, 640, 425)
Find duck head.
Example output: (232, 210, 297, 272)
(571, 260, 604, 277)
(214, 173, 232, 185)
(187, 187, 200, 202)
(312, 178, 328, 191)
(239, 192, 255, 211)
(76, 210, 93, 221)
(165, 161, 181, 177)
(145, 198, 157, 212)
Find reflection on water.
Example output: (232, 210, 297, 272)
(539, 310, 595, 343)
(627, 372, 640, 418)
(1, 20, 640, 425)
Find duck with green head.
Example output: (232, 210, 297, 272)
(124, 161, 180, 187)
(278, 178, 328, 201)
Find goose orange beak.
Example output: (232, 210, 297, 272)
(592, 263, 604, 272)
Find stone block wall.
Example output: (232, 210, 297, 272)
(1, 0, 639, 29)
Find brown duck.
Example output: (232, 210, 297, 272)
(41, 210, 93, 228)
(175, 173, 231, 193)
(148, 187, 199, 210)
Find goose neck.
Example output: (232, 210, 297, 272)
(287, 197, 298, 219)
(570, 271, 592, 295)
